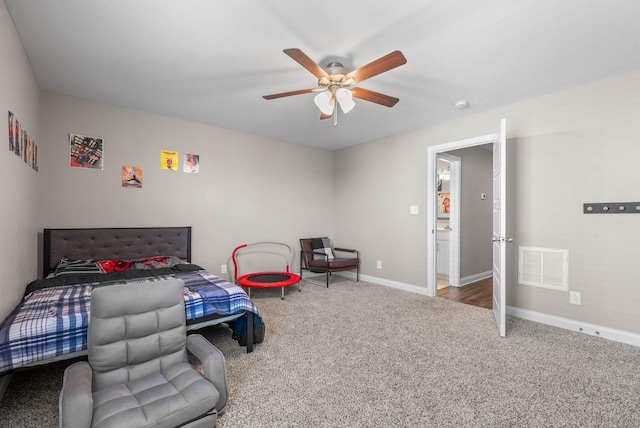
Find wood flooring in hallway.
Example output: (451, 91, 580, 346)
(437, 277, 493, 309)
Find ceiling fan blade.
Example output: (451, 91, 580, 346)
(263, 88, 315, 100)
(344, 50, 407, 84)
(283, 48, 330, 80)
(351, 87, 399, 107)
(320, 113, 332, 120)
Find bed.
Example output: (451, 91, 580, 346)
(0, 226, 263, 376)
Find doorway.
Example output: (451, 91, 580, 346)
(436, 147, 493, 309)
(435, 153, 461, 289)
(426, 119, 508, 336)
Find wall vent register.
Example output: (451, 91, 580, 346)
(518, 246, 569, 292)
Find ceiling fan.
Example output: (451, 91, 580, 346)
(263, 48, 407, 125)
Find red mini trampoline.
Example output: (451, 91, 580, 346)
(232, 242, 301, 299)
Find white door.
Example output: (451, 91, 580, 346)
(427, 119, 509, 340)
(492, 118, 507, 337)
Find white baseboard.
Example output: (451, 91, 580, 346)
(317, 271, 430, 295)
(507, 306, 640, 347)
(359, 274, 430, 296)
(459, 271, 492, 287)
(350, 273, 640, 348)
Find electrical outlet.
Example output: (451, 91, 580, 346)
(569, 291, 581, 305)
(376, 260, 382, 269)
(221, 264, 227, 274)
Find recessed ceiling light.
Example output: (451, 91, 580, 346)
(454, 100, 469, 109)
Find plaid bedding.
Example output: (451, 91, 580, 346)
(0, 269, 260, 374)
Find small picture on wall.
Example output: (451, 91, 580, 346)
(8, 111, 15, 152)
(33, 143, 38, 171)
(122, 165, 143, 188)
(438, 192, 450, 216)
(13, 118, 20, 156)
(25, 135, 32, 166)
(183, 153, 199, 173)
(160, 149, 179, 171)
(70, 134, 103, 169)
(15, 119, 21, 157)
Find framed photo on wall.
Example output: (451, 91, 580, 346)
(438, 192, 450, 218)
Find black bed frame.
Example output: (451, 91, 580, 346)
(42, 226, 253, 352)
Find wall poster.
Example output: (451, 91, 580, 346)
(8, 111, 14, 152)
(122, 165, 143, 188)
(70, 134, 103, 169)
(438, 192, 450, 218)
(8, 111, 38, 171)
(160, 149, 179, 171)
(183, 153, 199, 173)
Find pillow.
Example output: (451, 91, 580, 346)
(311, 238, 335, 261)
(133, 256, 184, 270)
(97, 256, 185, 272)
(97, 259, 133, 273)
(54, 259, 105, 276)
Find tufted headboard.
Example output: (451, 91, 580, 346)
(43, 227, 192, 276)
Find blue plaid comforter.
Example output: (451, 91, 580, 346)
(0, 270, 260, 374)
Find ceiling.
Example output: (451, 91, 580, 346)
(5, 1, 640, 151)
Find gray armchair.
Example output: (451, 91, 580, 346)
(59, 279, 228, 428)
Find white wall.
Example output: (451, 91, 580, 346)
(334, 69, 640, 335)
(0, 2, 40, 321)
(38, 92, 334, 279)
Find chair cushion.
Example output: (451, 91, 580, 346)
(310, 238, 334, 260)
(307, 257, 358, 269)
(92, 362, 219, 428)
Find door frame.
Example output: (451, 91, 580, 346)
(436, 153, 461, 288)
(426, 133, 499, 297)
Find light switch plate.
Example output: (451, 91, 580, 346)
(410, 205, 419, 215)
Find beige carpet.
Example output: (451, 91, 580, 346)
(1, 277, 639, 427)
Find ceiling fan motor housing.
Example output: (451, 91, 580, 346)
(319, 62, 350, 87)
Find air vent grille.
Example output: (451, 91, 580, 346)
(518, 246, 568, 291)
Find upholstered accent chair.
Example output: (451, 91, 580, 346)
(299, 237, 359, 287)
(59, 279, 228, 428)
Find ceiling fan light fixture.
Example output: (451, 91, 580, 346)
(263, 49, 407, 124)
(336, 88, 355, 113)
(314, 91, 335, 115)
